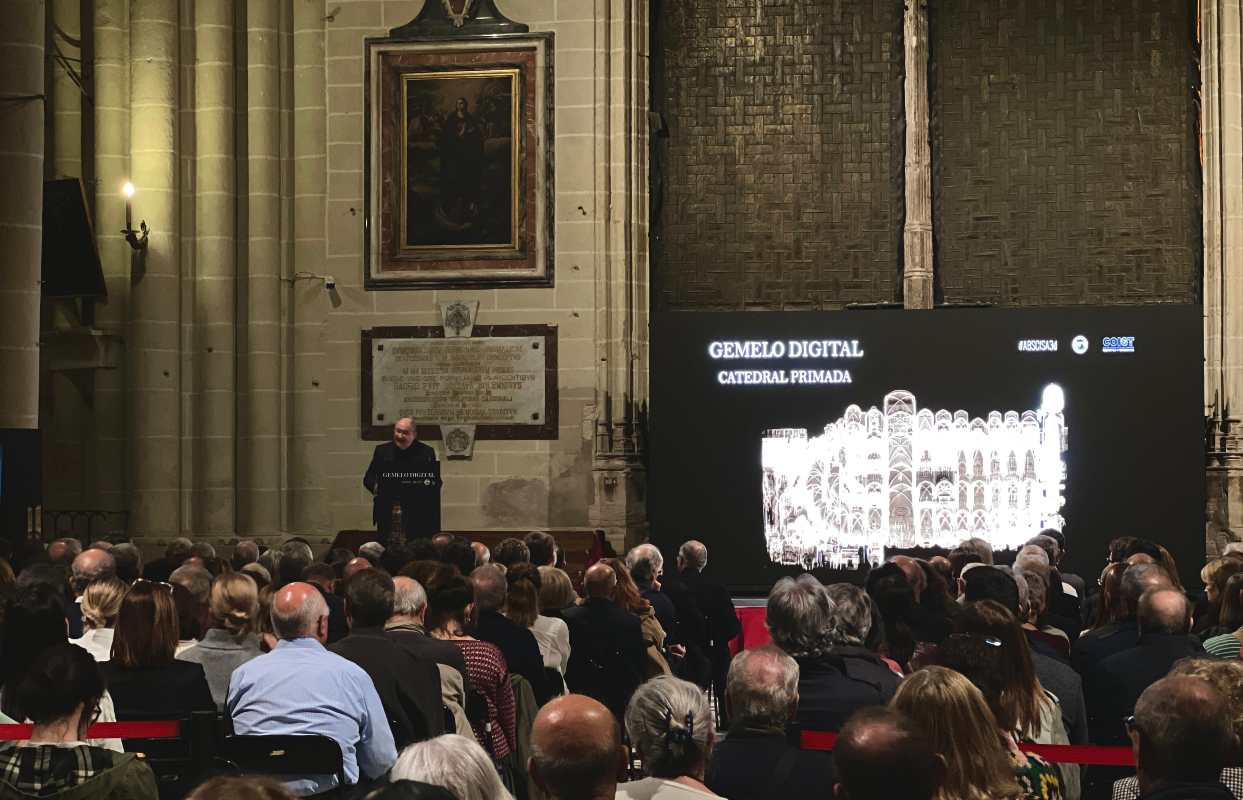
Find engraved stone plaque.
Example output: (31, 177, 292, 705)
(361, 324, 557, 441)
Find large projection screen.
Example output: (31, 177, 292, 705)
(650, 307, 1205, 594)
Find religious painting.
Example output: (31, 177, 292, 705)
(365, 34, 554, 289)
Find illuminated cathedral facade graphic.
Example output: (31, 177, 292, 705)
(761, 385, 1068, 569)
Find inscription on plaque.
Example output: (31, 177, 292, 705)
(372, 337, 546, 426)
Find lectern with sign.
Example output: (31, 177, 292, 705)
(375, 463, 442, 544)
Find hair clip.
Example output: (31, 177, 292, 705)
(662, 709, 695, 746)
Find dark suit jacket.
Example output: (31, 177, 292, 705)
(142, 556, 181, 584)
(384, 623, 472, 697)
(706, 728, 835, 800)
(793, 646, 901, 734)
(310, 585, 349, 645)
(1085, 632, 1204, 746)
(363, 440, 436, 528)
(102, 661, 215, 719)
(664, 568, 741, 686)
(562, 598, 646, 719)
(329, 626, 445, 748)
(473, 610, 551, 705)
(1072, 618, 1140, 675)
(1033, 651, 1088, 744)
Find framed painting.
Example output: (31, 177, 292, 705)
(364, 33, 554, 289)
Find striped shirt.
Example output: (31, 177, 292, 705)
(1203, 630, 1243, 659)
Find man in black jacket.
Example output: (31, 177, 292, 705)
(663, 540, 741, 707)
(329, 568, 445, 748)
(563, 563, 647, 721)
(469, 564, 552, 704)
(363, 417, 437, 543)
(1128, 676, 1235, 800)
(1072, 562, 1173, 675)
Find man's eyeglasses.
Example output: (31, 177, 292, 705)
(1124, 715, 1141, 736)
(947, 633, 1003, 647)
(133, 578, 174, 592)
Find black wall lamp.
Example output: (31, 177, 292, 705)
(121, 181, 149, 250)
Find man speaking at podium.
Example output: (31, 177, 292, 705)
(363, 417, 436, 544)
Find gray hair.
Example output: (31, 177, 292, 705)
(393, 577, 428, 617)
(190, 541, 217, 560)
(359, 541, 386, 561)
(766, 574, 834, 658)
(626, 543, 664, 576)
(169, 564, 213, 605)
(1122, 562, 1173, 611)
(110, 543, 143, 579)
(240, 562, 271, 584)
(725, 646, 799, 729)
(471, 564, 507, 612)
(958, 537, 994, 565)
(279, 539, 314, 564)
(825, 583, 873, 646)
(1015, 545, 1050, 567)
(1025, 535, 1059, 564)
(678, 540, 708, 571)
(625, 675, 714, 780)
(233, 540, 259, 565)
(71, 549, 117, 590)
(271, 587, 328, 640)
(391, 734, 514, 800)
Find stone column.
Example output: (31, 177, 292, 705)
(902, 0, 933, 310)
(1203, 0, 1243, 556)
(193, 0, 236, 536)
(588, 0, 650, 553)
(48, 0, 81, 178)
(92, 0, 130, 515)
(290, 0, 328, 535)
(0, 0, 45, 432)
(128, 0, 181, 536)
(238, 0, 284, 536)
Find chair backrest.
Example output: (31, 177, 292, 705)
(221, 734, 345, 787)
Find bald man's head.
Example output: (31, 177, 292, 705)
(1133, 675, 1236, 790)
(271, 582, 329, 641)
(343, 557, 372, 581)
(1137, 589, 1191, 635)
(834, 707, 941, 800)
(582, 563, 617, 600)
(393, 417, 416, 450)
(530, 694, 623, 800)
(70, 548, 116, 594)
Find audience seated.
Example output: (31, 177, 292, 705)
(618, 675, 720, 799)
(832, 707, 942, 800)
(1112, 658, 1243, 800)
(602, 558, 671, 678)
(303, 562, 350, 644)
(230, 540, 260, 572)
(240, 562, 272, 591)
(562, 563, 647, 722)
(504, 563, 571, 679)
(1125, 676, 1236, 800)
(471, 564, 552, 703)
(390, 734, 514, 800)
(70, 548, 116, 597)
(385, 576, 473, 737)
(1090, 563, 1130, 633)
(187, 775, 296, 800)
(437, 538, 476, 578)
(330, 568, 445, 747)
(863, 562, 922, 670)
(0, 644, 157, 800)
(171, 565, 213, 652)
(101, 580, 214, 720)
(110, 543, 143, 584)
(492, 538, 531, 571)
(767, 575, 899, 734)
(705, 646, 835, 800)
(425, 575, 518, 764)
(143, 538, 191, 583)
(626, 544, 678, 650)
(1016, 568, 1074, 661)
(228, 582, 397, 796)
(358, 541, 385, 568)
(71, 576, 126, 662)
(1202, 573, 1243, 659)
(1086, 589, 1203, 749)
(525, 531, 558, 569)
(537, 566, 579, 618)
(176, 572, 263, 709)
(1073, 563, 1174, 675)
(893, 665, 1061, 800)
(528, 694, 626, 800)
(662, 540, 739, 707)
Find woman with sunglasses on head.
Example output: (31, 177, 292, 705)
(101, 580, 213, 720)
(0, 643, 157, 799)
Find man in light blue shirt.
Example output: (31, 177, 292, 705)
(227, 582, 397, 796)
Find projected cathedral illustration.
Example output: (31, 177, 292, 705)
(761, 385, 1068, 569)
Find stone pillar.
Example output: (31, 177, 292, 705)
(1203, 0, 1243, 557)
(238, 0, 284, 536)
(0, 0, 45, 432)
(48, 0, 81, 178)
(128, 0, 181, 536)
(902, 0, 933, 310)
(92, 0, 130, 515)
(290, 0, 328, 536)
(192, 0, 236, 536)
(588, 0, 650, 553)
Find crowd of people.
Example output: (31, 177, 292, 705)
(0, 529, 1240, 800)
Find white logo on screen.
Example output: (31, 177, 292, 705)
(1071, 335, 1089, 355)
(1102, 336, 1136, 353)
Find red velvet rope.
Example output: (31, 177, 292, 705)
(799, 730, 1136, 766)
(0, 721, 181, 740)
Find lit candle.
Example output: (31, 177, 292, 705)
(122, 181, 135, 230)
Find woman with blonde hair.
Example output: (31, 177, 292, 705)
(504, 563, 570, 678)
(892, 666, 1060, 800)
(536, 566, 578, 616)
(177, 573, 262, 708)
(72, 577, 127, 662)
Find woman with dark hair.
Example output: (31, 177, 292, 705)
(0, 644, 157, 799)
(865, 563, 919, 672)
(602, 558, 670, 678)
(504, 563, 570, 678)
(426, 575, 516, 764)
(1203, 572, 1243, 659)
(1091, 562, 1128, 632)
(102, 581, 213, 720)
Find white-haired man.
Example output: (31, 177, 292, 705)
(228, 582, 396, 795)
(625, 543, 678, 649)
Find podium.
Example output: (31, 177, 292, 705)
(375, 461, 442, 544)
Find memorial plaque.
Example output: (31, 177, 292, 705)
(361, 324, 557, 440)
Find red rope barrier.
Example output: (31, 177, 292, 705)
(0, 721, 181, 741)
(799, 730, 1136, 766)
